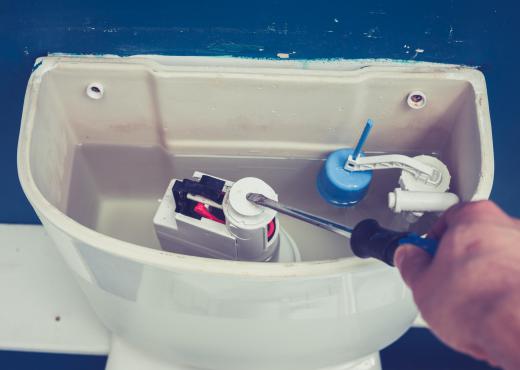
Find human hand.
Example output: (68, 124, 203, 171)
(395, 201, 520, 369)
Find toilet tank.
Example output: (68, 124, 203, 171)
(17, 56, 493, 370)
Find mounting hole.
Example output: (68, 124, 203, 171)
(407, 91, 426, 109)
(86, 83, 104, 100)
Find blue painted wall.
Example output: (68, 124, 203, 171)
(2, 0, 519, 223)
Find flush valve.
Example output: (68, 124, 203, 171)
(153, 172, 281, 261)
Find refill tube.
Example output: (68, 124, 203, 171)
(388, 188, 459, 213)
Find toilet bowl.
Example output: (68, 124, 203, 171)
(17, 56, 493, 369)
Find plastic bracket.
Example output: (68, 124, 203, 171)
(345, 154, 442, 186)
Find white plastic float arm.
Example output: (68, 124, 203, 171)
(345, 154, 442, 186)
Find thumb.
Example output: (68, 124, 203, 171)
(394, 244, 432, 287)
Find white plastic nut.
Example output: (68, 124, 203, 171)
(86, 82, 104, 100)
(223, 177, 277, 230)
(407, 91, 426, 109)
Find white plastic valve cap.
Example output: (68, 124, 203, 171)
(224, 177, 278, 229)
(388, 188, 460, 213)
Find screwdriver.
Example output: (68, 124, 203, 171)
(246, 193, 438, 266)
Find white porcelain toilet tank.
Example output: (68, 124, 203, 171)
(17, 56, 493, 370)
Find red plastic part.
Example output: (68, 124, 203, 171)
(194, 203, 225, 224)
(267, 219, 275, 239)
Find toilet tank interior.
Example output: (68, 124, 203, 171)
(25, 57, 492, 262)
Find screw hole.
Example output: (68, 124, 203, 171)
(86, 83, 104, 100)
(55, 315, 61, 322)
(407, 91, 426, 109)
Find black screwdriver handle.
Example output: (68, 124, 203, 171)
(350, 219, 438, 266)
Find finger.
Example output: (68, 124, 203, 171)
(428, 201, 467, 239)
(394, 244, 432, 287)
(429, 200, 508, 239)
(445, 200, 508, 227)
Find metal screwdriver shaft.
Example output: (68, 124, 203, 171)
(246, 193, 353, 238)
